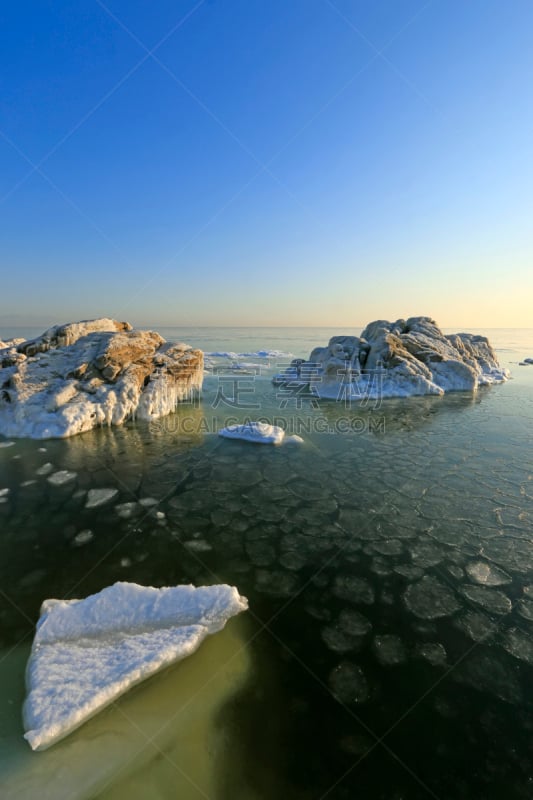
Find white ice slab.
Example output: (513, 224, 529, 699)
(23, 581, 248, 751)
(218, 421, 285, 445)
(1, 617, 250, 800)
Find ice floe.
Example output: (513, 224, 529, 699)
(414, 642, 447, 666)
(72, 530, 94, 546)
(403, 576, 460, 619)
(465, 560, 511, 586)
(23, 581, 248, 750)
(372, 634, 407, 666)
(329, 661, 369, 704)
(218, 421, 285, 445)
(85, 488, 118, 508)
(35, 463, 54, 476)
(460, 585, 512, 615)
(47, 470, 77, 486)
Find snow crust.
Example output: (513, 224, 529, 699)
(23, 581, 248, 751)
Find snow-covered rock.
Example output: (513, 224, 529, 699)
(218, 421, 285, 444)
(0, 319, 203, 438)
(273, 316, 509, 400)
(23, 581, 248, 751)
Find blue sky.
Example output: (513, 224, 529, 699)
(1, 0, 532, 328)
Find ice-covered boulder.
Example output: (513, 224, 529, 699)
(23, 581, 248, 751)
(273, 316, 509, 400)
(218, 421, 285, 444)
(0, 318, 203, 438)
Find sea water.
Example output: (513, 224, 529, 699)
(0, 326, 532, 799)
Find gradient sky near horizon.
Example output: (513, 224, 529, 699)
(1, 0, 532, 329)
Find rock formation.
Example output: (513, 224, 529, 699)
(0, 319, 203, 439)
(273, 316, 509, 400)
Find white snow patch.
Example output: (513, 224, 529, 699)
(23, 581, 248, 751)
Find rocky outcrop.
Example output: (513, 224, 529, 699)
(0, 319, 203, 439)
(274, 316, 509, 400)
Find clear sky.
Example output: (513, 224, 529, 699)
(1, 0, 532, 329)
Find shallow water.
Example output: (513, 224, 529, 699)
(1, 327, 533, 799)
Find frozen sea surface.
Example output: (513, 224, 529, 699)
(0, 327, 532, 798)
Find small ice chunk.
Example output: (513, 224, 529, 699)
(139, 497, 158, 507)
(38, 447, 47, 452)
(453, 649, 523, 705)
(85, 488, 118, 509)
(115, 502, 141, 520)
(218, 422, 285, 445)
(23, 581, 248, 751)
(332, 575, 375, 605)
(454, 610, 497, 643)
(21, 480, 37, 487)
(120, 558, 132, 568)
(47, 471, 77, 486)
(36, 463, 54, 476)
(73, 530, 94, 546)
(329, 661, 369, 704)
(184, 540, 213, 553)
(338, 609, 372, 637)
(502, 628, 533, 666)
(394, 564, 424, 580)
(284, 435, 304, 445)
(0, 441, 15, 448)
(20, 569, 47, 588)
(414, 642, 447, 666)
(460, 585, 512, 615)
(517, 599, 533, 622)
(465, 560, 511, 586)
(246, 541, 275, 567)
(0, 487, 9, 497)
(279, 551, 308, 571)
(255, 569, 297, 597)
(372, 634, 407, 665)
(403, 576, 460, 619)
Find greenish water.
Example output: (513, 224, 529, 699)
(0, 328, 533, 799)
